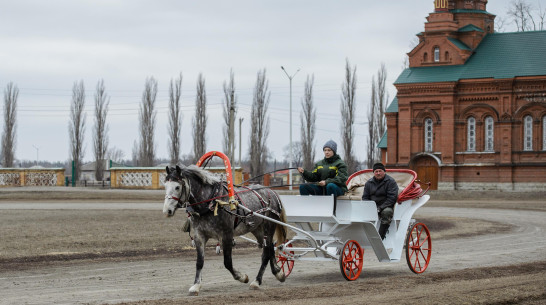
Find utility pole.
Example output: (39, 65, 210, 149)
(32, 145, 40, 166)
(281, 66, 300, 190)
(239, 117, 244, 167)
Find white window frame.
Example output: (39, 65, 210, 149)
(434, 47, 440, 62)
(467, 117, 476, 152)
(543, 116, 546, 151)
(485, 116, 494, 152)
(425, 118, 433, 152)
(524, 115, 533, 151)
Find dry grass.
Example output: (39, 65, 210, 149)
(0, 210, 190, 260)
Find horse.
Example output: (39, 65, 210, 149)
(162, 165, 288, 295)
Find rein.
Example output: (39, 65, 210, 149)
(166, 179, 294, 217)
(234, 167, 299, 187)
(182, 182, 309, 208)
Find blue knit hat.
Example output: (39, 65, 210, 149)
(323, 140, 337, 154)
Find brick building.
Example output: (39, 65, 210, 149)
(382, 0, 546, 191)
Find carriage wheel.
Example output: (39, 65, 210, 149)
(339, 240, 364, 281)
(276, 243, 294, 277)
(405, 222, 432, 274)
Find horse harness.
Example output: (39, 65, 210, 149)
(166, 174, 282, 229)
(220, 185, 282, 229)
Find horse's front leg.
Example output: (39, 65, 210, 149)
(222, 234, 249, 284)
(189, 235, 206, 296)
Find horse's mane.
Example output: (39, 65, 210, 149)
(172, 165, 220, 186)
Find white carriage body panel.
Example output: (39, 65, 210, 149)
(280, 195, 338, 223)
(279, 194, 430, 263)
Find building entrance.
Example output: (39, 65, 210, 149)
(411, 156, 438, 190)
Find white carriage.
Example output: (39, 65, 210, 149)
(273, 169, 432, 280)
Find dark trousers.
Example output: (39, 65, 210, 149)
(299, 183, 344, 197)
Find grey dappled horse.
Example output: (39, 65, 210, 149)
(163, 165, 287, 295)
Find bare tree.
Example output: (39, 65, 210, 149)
(69, 80, 86, 180)
(508, 0, 534, 31)
(2, 82, 18, 167)
(537, 2, 546, 31)
(249, 69, 270, 178)
(367, 64, 389, 168)
(192, 73, 207, 162)
(300, 74, 316, 169)
(222, 69, 237, 162)
(376, 63, 388, 144)
(168, 73, 183, 165)
(93, 79, 109, 180)
(340, 59, 357, 173)
(495, 15, 509, 32)
(402, 37, 420, 70)
(283, 141, 303, 167)
(107, 146, 125, 163)
(131, 140, 139, 166)
(137, 77, 157, 166)
(367, 77, 377, 169)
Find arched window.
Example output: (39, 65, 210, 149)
(444, 51, 449, 61)
(524, 115, 533, 151)
(543, 116, 546, 151)
(425, 118, 433, 152)
(467, 117, 476, 152)
(434, 47, 440, 62)
(485, 116, 494, 151)
(424, 52, 428, 62)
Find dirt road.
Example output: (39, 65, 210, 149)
(1, 204, 545, 305)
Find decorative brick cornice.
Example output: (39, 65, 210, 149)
(396, 83, 456, 96)
(458, 95, 499, 102)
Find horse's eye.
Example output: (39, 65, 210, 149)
(175, 186, 180, 191)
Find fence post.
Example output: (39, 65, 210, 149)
(71, 161, 76, 187)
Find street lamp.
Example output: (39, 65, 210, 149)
(281, 66, 300, 190)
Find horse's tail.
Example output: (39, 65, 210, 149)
(274, 205, 287, 244)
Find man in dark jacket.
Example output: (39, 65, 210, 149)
(362, 162, 399, 239)
(297, 140, 348, 198)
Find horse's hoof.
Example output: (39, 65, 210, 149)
(242, 274, 249, 283)
(249, 280, 260, 290)
(275, 272, 286, 283)
(189, 284, 201, 296)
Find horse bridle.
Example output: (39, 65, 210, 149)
(165, 177, 192, 209)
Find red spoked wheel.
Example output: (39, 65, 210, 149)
(276, 243, 294, 277)
(339, 240, 364, 281)
(405, 222, 432, 274)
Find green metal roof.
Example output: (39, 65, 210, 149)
(386, 97, 398, 113)
(458, 24, 484, 32)
(447, 37, 472, 50)
(449, 9, 494, 15)
(395, 31, 546, 85)
(377, 131, 387, 149)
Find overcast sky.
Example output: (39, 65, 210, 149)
(1, 0, 516, 164)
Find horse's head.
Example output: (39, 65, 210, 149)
(163, 165, 191, 217)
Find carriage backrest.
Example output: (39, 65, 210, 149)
(338, 169, 418, 202)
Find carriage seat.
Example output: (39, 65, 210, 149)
(337, 169, 418, 202)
